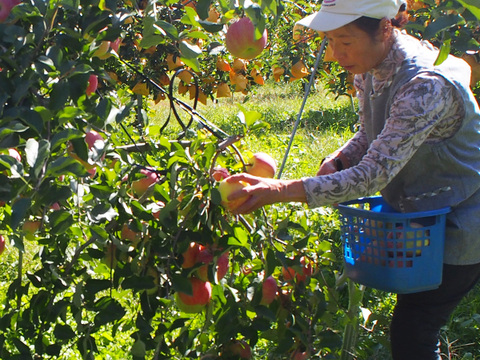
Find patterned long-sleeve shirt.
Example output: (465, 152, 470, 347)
(302, 30, 465, 208)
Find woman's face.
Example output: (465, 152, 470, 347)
(325, 22, 392, 74)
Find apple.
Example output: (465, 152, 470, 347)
(22, 220, 41, 240)
(175, 277, 212, 313)
(211, 166, 230, 181)
(8, 148, 21, 162)
(0, 235, 5, 255)
(225, 17, 267, 60)
(260, 275, 277, 305)
(132, 168, 160, 196)
(290, 349, 309, 360)
(246, 152, 277, 178)
(0, 0, 18, 22)
(218, 178, 250, 211)
(85, 130, 104, 150)
(181, 242, 202, 269)
(93, 41, 111, 59)
(224, 340, 252, 359)
(282, 256, 313, 283)
(86, 74, 98, 96)
(120, 223, 141, 247)
(196, 249, 229, 282)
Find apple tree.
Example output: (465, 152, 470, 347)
(0, 0, 352, 359)
(1, 0, 479, 359)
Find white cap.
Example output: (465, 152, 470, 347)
(297, 0, 405, 32)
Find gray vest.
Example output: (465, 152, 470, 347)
(363, 37, 480, 265)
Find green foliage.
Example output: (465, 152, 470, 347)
(1, 0, 479, 359)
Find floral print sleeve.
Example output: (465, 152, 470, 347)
(302, 73, 465, 208)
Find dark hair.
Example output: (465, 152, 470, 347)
(352, 3, 409, 38)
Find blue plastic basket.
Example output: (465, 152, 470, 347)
(336, 196, 450, 294)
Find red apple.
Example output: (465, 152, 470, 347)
(224, 340, 252, 359)
(282, 256, 313, 283)
(131, 168, 160, 196)
(86, 74, 98, 96)
(8, 148, 21, 162)
(0, 235, 5, 255)
(290, 349, 309, 360)
(175, 277, 212, 313)
(225, 17, 267, 60)
(218, 178, 250, 211)
(120, 223, 141, 247)
(0, 0, 18, 22)
(211, 166, 230, 181)
(85, 130, 104, 149)
(246, 152, 277, 178)
(110, 38, 122, 53)
(181, 242, 202, 269)
(260, 275, 277, 305)
(196, 249, 229, 282)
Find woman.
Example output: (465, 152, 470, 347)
(225, 0, 480, 359)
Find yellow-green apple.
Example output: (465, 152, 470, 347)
(246, 152, 277, 178)
(175, 277, 212, 313)
(225, 17, 267, 60)
(22, 220, 41, 240)
(224, 340, 252, 359)
(93, 41, 111, 59)
(218, 178, 250, 211)
(132, 168, 159, 196)
(86, 74, 98, 96)
(0, 235, 5, 255)
(260, 275, 277, 305)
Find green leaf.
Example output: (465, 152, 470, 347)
(49, 210, 74, 234)
(181, 5, 201, 27)
(131, 340, 147, 357)
(93, 297, 125, 327)
(457, 0, 480, 20)
(26, 138, 50, 179)
(49, 80, 70, 111)
(198, 19, 224, 33)
(121, 276, 155, 290)
(196, 0, 211, 19)
(170, 273, 193, 295)
(424, 14, 465, 39)
(85, 279, 112, 295)
(10, 198, 31, 231)
(434, 38, 451, 66)
(50, 129, 83, 151)
(89, 204, 118, 223)
(54, 324, 76, 341)
(45, 156, 90, 177)
(0, 121, 29, 137)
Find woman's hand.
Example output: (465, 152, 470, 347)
(223, 173, 306, 215)
(317, 158, 338, 176)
